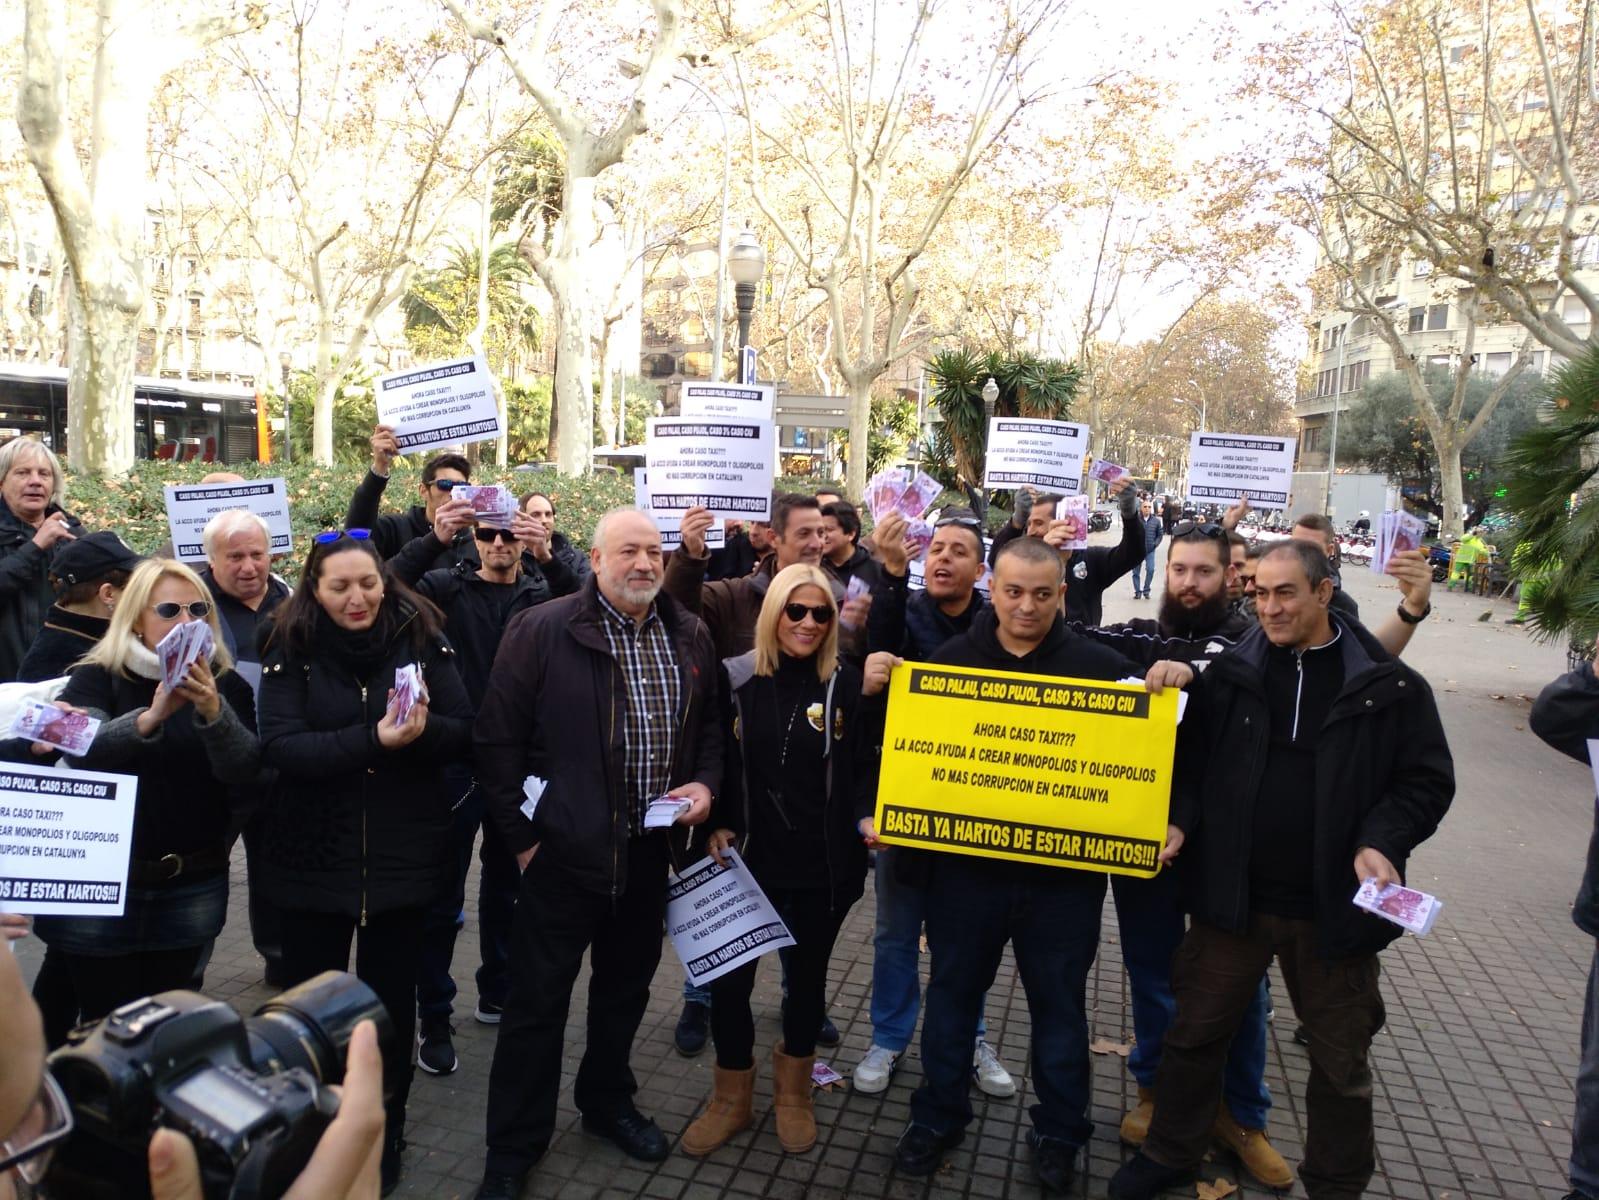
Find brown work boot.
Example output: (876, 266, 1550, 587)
(770, 1043, 817, 1153)
(1212, 1112, 1294, 1189)
(1118, 1086, 1155, 1146)
(681, 1064, 755, 1157)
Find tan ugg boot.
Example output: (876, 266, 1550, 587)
(681, 1064, 756, 1157)
(770, 1043, 817, 1153)
(1119, 1086, 1155, 1145)
(1212, 1111, 1295, 1189)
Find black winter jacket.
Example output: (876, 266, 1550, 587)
(402, 559, 556, 709)
(256, 612, 474, 918)
(1171, 615, 1455, 959)
(344, 469, 479, 570)
(529, 530, 591, 587)
(60, 660, 259, 875)
(198, 567, 291, 665)
(715, 652, 878, 911)
(0, 499, 84, 682)
(867, 568, 988, 660)
(1529, 665, 1599, 937)
(1072, 608, 1256, 673)
(16, 606, 107, 682)
(393, 529, 577, 619)
(988, 487, 1141, 626)
(476, 578, 724, 896)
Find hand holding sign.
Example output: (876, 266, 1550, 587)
(677, 505, 717, 558)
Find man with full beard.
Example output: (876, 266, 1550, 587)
(1071, 521, 1292, 1190)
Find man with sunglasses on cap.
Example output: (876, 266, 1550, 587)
(345, 424, 476, 570)
(387, 491, 580, 1076)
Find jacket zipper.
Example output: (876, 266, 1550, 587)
(359, 678, 370, 927)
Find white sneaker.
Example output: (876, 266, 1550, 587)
(972, 1039, 1016, 1097)
(853, 1044, 900, 1094)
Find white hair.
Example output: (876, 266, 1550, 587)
(203, 508, 272, 561)
(0, 437, 65, 508)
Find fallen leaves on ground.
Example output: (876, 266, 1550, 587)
(1197, 1179, 1237, 1200)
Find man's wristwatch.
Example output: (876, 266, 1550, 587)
(1396, 601, 1431, 625)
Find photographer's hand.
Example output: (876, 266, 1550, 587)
(149, 1020, 385, 1200)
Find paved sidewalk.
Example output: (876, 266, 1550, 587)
(14, 561, 1592, 1198)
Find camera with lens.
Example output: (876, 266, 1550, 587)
(41, 970, 391, 1200)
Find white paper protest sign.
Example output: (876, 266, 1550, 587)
(634, 471, 724, 552)
(375, 354, 501, 453)
(680, 382, 776, 422)
(165, 479, 293, 562)
(0, 764, 138, 916)
(1187, 432, 1297, 508)
(982, 418, 1091, 495)
(667, 848, 796, 986)
(645, 419, 775, 522)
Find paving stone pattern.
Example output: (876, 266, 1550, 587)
(14, 561, 1593, 1198)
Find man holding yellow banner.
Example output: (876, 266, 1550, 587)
(870, 536, 1191, 1195)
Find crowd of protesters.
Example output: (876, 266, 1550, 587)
(18, 418, 1593, 1200)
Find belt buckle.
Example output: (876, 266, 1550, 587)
(158, 853, 183, 881)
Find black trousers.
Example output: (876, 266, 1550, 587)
(483, 836, 668, 1177)
(1145, 915, 1386, 1199)
(709, 885, 850, 1069)
(57, 945, 206, 1025)
(280, 906, 426, 1141)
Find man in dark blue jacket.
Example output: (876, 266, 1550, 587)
(1110, 539, 1455, 1200)
(1530, 643, 1599, 1200)
(1133, 498, 1164, 599)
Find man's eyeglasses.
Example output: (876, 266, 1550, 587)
(783, 602, 834, 624)
(0, 1071, 74, 1185)
(151, 600, 212, 620)
(474, 527, 518, 544)
(428, 479, 465, 493)
(313, 528, 373, 546)
(1170, 521, 1224, 540)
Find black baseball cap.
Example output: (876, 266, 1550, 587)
(52, 531, 144, 587)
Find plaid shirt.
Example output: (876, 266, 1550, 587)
(596, 590, 683, 833)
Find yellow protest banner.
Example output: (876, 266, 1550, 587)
(873, 662, 1178, 878)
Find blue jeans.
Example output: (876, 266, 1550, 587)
(1573, 942, 1599, 1195)
(417, 771, 519, 1019)
(1110, 871, 1271, 1128)
(1133, 549, 1157, 595)
(911, 855, 1102, 1147)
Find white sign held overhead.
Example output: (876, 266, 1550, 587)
(164, 479, 294, 563)
(375, 354, 501, 453)
(634, 471, 725, 552)
(982, 418, 1091, 495)
(679, 382, 775, 422)
(1187, 433, 1298, 508)
(645, 419, 776, 522)
(0, 765, 138, 917)
(667, 849, 796, 987)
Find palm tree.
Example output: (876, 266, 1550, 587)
(401, 240, 541, 375)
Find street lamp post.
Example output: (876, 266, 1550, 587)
(728, 227, 765, 375)
(982, 376, 999, 420)
(278, 350, 292, 464)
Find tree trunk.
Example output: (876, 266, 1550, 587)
(542, 170, 598, 476)
(845, 376, 873, 499)
(597, 324, 616, 448)
(65, 279, 139, 471)
(1434, 430, 1466, 541)
(313, 318, 337, 464)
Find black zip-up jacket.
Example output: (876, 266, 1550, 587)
(1529, 665, 1599, 937)
(256, 613, 474, 919)
(60, 661, 260, 874)
(344, 469, 478, 570)
(527, 530, 591, 586)
(475, 577, 724, 896)
(987, 487, 1141, 626)
(825, 544, 882, 594)
(15, 606, 107, 682)
(0, 499, 85, 682)
(867, 568, 988, 660)
(1171, 614, 1454, 959)
(1072, 608, 1256, 674)
(393, 528, 578, 617)
(405, 561, 553, 709)
(714, 652, 878, 912)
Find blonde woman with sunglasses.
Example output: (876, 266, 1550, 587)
(35, 558, 258, 1025)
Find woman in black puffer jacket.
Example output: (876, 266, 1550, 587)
(40, 558, 258, 1022)
(256, 528, 471, 1196)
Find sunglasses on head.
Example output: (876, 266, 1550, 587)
(313, 528, 373, 546)
(934, 514, 982, 530)
(1171, 520, 1224, 539)
(783, 602, 834, 624)
(152, 600, 211, 620)
(474, 526, 517, 544)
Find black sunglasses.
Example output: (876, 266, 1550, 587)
(474, 526, 517, 544)
(313, 528, 373, 546)
(428, 478, 464, 492)
(151, 600, 212, 619)
(783, 602, 834, 624)
(1171, 520, 1224, 539)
